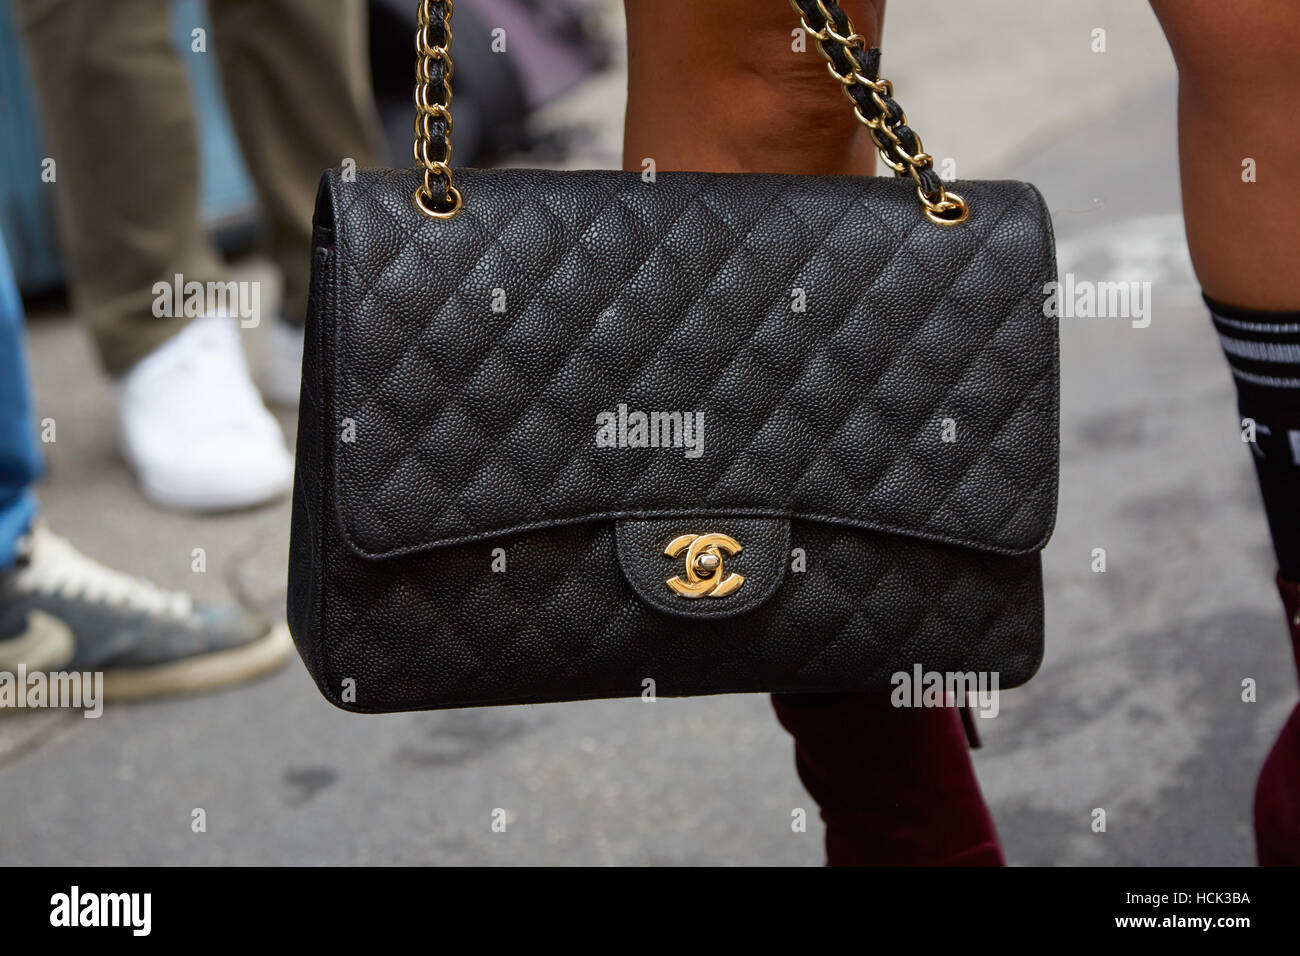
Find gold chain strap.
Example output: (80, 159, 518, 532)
(790, 0, 968, 225)
(413, 0, 967, 225)
(413, 0, 463, 219)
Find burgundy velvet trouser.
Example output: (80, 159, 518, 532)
(771, 692, 1004, 866)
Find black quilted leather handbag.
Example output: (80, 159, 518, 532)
(287, 0, 1059, 713)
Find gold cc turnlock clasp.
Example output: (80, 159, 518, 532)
(664, 532, 745, 599)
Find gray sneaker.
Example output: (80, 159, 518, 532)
(0, 523, 290, 703)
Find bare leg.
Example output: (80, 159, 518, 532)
(1150, 0, 1300, 308)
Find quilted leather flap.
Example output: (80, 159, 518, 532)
(318, 167, 1058, 560)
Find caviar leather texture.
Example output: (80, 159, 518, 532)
(288, 166, 1059, 713)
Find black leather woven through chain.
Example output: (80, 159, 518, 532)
(287, 164, 1059, 713)
(791, 0, 946, 201)
(417, 0, 452, 196)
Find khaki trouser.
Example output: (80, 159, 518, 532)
(15, 0, 386, 375)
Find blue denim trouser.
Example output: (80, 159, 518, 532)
(0, 234, 41, 572)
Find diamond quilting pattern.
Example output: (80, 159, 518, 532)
(326, 168, 1058, 560)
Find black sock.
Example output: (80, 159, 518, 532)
(1209, 294, 1300, 581)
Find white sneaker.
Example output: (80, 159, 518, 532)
(118, 314, 294, 512)
(262, 314, 304, 408)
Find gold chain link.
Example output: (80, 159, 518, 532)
(413, 0, 463, 219)
(790, 0, 969, 225)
